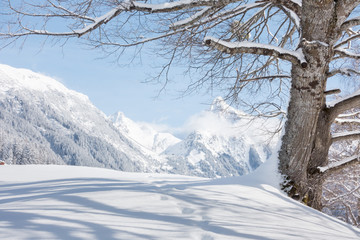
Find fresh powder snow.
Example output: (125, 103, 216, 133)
(0, 162, 359, 240)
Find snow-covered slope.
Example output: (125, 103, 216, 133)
(0, 63, 279, 178)
(0, 64, 159, 171)
(0, 164, 359, 240)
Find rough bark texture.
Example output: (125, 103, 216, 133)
(307, 109, 332, 209)
(279, 0, 336, 209)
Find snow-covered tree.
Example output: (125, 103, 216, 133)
(2, 0, 360, 210)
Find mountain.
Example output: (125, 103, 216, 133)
(159, 97, 278, 177)
(0, 63, 279, 178)
(112, 97, 280, 178)
(0, 64, 159, 172)
(109, 111, 181, 154)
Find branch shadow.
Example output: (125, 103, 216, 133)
(0, 175, 359, 240)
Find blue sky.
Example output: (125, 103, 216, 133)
(0, 37, 218, 128)
(0, 1, 351, 130)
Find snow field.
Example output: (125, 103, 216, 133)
(0, 165, 359, 240)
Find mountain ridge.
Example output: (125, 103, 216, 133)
(0, 63, 279, 178)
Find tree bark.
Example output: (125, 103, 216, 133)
(278, 50, 328, 208)
(306, 109, 332, 209)
(278, 0, 336, 209)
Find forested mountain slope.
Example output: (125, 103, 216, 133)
(0, 64, 158, 171)
(0, 64, 278, 178)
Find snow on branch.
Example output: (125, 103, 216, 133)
(170, 1, 269, 30)
(338, 111, 360, 118)
(318, 155, 360, 173)
(332, 130, 360, 143)
(260, 0, 301, 28)
(341, 16, 360, 32)
(328, 90, 360, 120)
(327, 68, 360, 78)
(262, 0, 301, 16)
(280, 6, 300, 29)
(73, 6, 125, 37)
(170, 6, 214, 29)
(1, 0, 302, 48)
(130, 0, 233, 13)
(1, 0, 237, 39)
(204, 36, 307, 67)
(290, 0, 302, 6)
(334, 48, 360, 60)
(335, 118, 360, 125)
(334, 33, 360, 49)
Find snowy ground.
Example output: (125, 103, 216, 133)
(0, 165, 359, 240)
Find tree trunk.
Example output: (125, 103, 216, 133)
(278, 54, 328, 208)
(278, 0, 337, 209)
(306, 109, 332, 209)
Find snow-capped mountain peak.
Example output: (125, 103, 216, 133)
(210, 96, 229, 112)
(0, 63, 160, 171)
(0, 64, 89, 102)
(110, 111, 181, 154)
(0, 63, 280, 179)
(210, 96, 250, 122)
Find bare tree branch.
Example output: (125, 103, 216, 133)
(237, 74, 290, 82)
(327, 68, 360, 78)
(324, 89, 341, 95)
(334, 48, 360, 59)
(129, 0, 234, 13)
(338, 0, 360, 32)
(170, 1, 270, 30)
(338, 111, 360, 118)
(204, 37, 306, 67)
(341, 16, 360, 32)
(329, 91, 360, 120)
(319, 155, 360, 173)
(334, 118, 360, 125)
(332, 131, 360, 143)
(260, 0, 301, 16)
(170, 6, 215, 30)
(0, 0, 239, 38)
(7, 0, 96, 22)
(335, 33, 360, 49)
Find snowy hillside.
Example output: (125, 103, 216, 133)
(0, 64, 159, 171)
(0, 63, 279, 178)
(0, 164, 359, 240)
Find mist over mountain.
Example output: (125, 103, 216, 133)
(111, 97, 280, 177)
(0, 64, 279, 177)
(162, 97, 278, 177)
